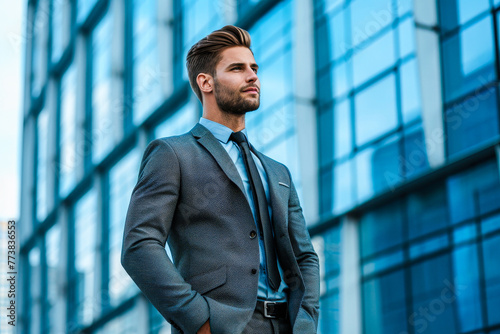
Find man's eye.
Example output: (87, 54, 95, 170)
(252, 68, 258, 73)
(232, 67, 242, 70)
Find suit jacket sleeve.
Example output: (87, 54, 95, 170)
(286, 169, 320, 332)
(121, 139, 209, 334)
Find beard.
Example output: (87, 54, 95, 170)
(213, 78, 260, 115)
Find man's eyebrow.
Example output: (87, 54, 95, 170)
(226, 62, 259, 69)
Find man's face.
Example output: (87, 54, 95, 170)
(212, 46, 260, 115)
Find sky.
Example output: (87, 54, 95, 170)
(0, 0, 24, 221)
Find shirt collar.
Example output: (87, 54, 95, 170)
(199, 117, 249, 144)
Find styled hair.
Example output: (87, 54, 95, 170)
(186, 25, 252, 103)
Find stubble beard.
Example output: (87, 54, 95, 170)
(213, 78, 260, 115)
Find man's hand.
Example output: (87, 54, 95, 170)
(197, 319, 211, 334)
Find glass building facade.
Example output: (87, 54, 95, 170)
(18, 0, 500, 333)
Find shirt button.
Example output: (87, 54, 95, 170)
(251, 268, 257, 274)
(249, 230, 257, 239)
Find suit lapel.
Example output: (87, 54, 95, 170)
(251, 147, 288, 231)
(191, 124, 247, 197)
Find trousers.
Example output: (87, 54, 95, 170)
(241, 308, 293, 334)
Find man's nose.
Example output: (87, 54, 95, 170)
(246, 67, 258, 82)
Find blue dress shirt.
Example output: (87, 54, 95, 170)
(199, 117, 288, 302)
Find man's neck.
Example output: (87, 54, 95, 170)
(202, 111, 246, 133)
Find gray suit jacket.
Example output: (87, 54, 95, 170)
(121, 123, 320, 334)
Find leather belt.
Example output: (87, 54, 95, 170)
(256, 300, 288, 319)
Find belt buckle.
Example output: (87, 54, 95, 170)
(264, 301, 277, 319)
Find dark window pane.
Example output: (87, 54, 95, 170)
(318, 106, 334, 168)
(481, 213, 500, 235)
(363, 270, 407, 334)
(452, 244, 483, 332)
(319, 167, 334, 216)
(482, 234, 500, 326)
(445, 87, 499, 157)
(447, 160, 500, 224)
(320, 292, 340, 334)
(360, 201, 404, 257)
(410, 254, 457, 334)
(407, 184, 448, 239)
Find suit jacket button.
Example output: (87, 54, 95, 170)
(249, 230, 257, 239)
(251, 268, 257, 274)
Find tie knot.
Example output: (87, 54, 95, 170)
(230, 131, 247, 145)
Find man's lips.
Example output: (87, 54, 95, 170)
(242, 87, 259, 94)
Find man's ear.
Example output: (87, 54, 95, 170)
(197, 73, 213, 94)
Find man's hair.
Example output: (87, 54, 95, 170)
(186, 25, 252, 103)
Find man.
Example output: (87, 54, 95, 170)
(121, 25, 319, 334)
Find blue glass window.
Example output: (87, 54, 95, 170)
(447, 160, 500, 224)
(320, 292, 340, 334)
(363, 270, 407, 334)
(333, 60, 351, 98)
(51, 0, 71, 64)
(398, 17, 416, 59)
(410, 255, 457, 334)
(362, 250, 403, 276)
(403, 125, 429, 178)
(482, 234, 500, 325)
(319, 167, 334, 215)
(352, 29, 395, 87)
(445, 86, 499, 157)
(409, 233, 449, 259)
(318, 107, 334, 168)
(155, 103, 199, 138)
(355, 74, 398, 146)
(453, 222, 476, 244)
(481, 213, 500, 235)
(74, 188, 98, 325)
(360, 201, 404, 257)
(31, 0, 49, 98)
(316, 226, 340, 334)
(334, 99, 352, 159)
(77, 0, 98, 22)
(109, 149, 141, 305)
(442, 16, 495, 103)
(333, 158, 355, 214)
(28, 247, 42, 333)
(92, 13, 116, 163)
(452, 244, 483, 332)
(37, 108, 49, 222)
(400, 58, 422, 124)
(356, 134, 402, 200)
(407, 184, 448, 239)
(350, 0, 394, 48)
(329, 8, 348, 62)
(45, 224, 61, 333)
(440, 0, 490, 32)
(397, 0, 413, 17)
(133, 0, 169, 125)
(94, 304, 141, 333)
(59, 65, 78, 197)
